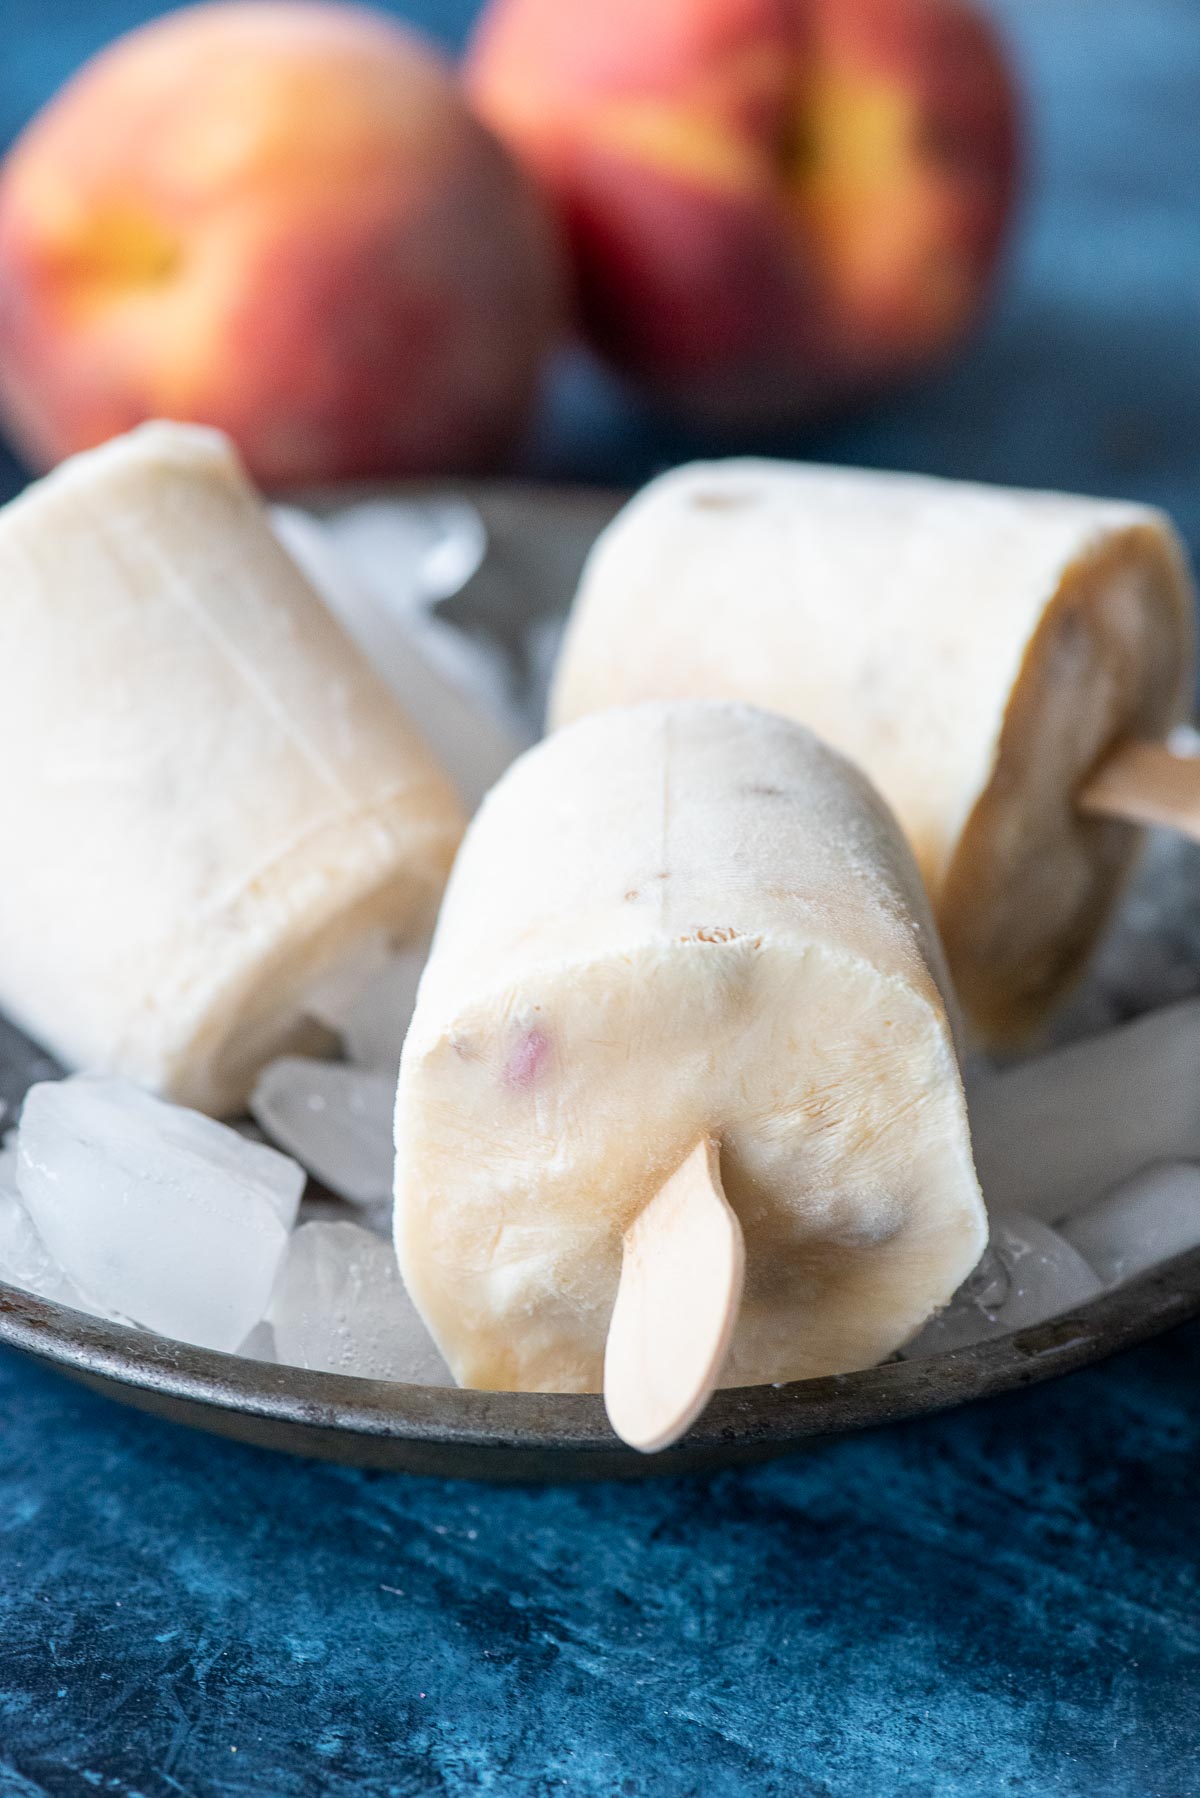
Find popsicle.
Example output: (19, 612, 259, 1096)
(550, 460, 1196, 1040)
(0, 422, 465, 1115)
(393, 701, 986, 1450)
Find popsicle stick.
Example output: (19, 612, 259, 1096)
(603, 1137, 745, 1454)
(1078, 739, 1200, 839)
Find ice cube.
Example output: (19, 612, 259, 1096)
(329, 497, 488, 615)
(523, 612, 567, 729)
(17, 1076, 303, 1352)
(326, 501, 528, 731)
(357, 1197, 394, 1239)
(271, 506, 523, 810)
(303, 930, 394, 1033)
(250, 1058, 395, 1204)
(238, 1319, 278, 1362)
(1051, 830, 1200, 1042)
(305, 940, 428, 1074)
(901, 1212, 1103, 1358)
(298, 1188, 394, 1239)
(342, 949, 428, 1074)
(0, 1186, 92, 1310)
(270, 1220, 453, 1384)
(1060, 1164, 1200, 1286)
(968, 1000, 1200, 1222)
(0, 1128, 117, 1314)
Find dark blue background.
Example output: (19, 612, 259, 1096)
(1, 4, 1199, 1793)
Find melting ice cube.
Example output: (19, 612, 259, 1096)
(329, 497, 488, 615)
(306, 942, 428, 1075)
(526, 612, 567, 727)
(0, 1185, 92, 1311)
(1061, 1164, 1200, 1286)
(341, 949, 429, 1074)
(901, 1212, 1103, 1358)
(298, 1189, 394, 1241)
(1050, 828, 1200, 1040)
(238, 1319, 278, 1362)
(968, 1000, 1200, 1222)
(303, 930, 394, 1033)
(324, 499, 518, 722)
(250, 1058, 395, 1204)
(270, 1220, 452, 1385)
(16, 1076, 303, 1351)
(0, 1130, 96, 1310)
(271, 504, 523, 810)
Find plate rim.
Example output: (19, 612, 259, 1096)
(3, 1245, 1198, 1477)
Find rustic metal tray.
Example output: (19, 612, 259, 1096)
(3, 1247, 1198, 1481)
(1, 482, 1197, 1480)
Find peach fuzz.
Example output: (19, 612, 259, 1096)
(468, 0, 1019, 425)
(0, 3, 567, 484)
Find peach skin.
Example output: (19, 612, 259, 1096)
(0, 2, 567, 484)
(468, 0, 1019, 426)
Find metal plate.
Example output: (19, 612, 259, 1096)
(4, 1252, 1199, 1481)
(2, 481, 1198, 1481)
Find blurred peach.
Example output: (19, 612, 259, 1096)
(0, 2, 566, 483)
(468, 0, 1018, 425)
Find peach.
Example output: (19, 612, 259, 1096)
(0, 3, 566, 484)
(468, 0, 1019, 425)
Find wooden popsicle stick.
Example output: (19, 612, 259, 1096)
(603, 1136, 745, 1454)
(1078, 739, 1200, 839)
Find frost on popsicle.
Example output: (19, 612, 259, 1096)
(16, 1076, 303, 1352)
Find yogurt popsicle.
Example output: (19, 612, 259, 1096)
(0, 422, 465, 1114)
(394, 701, 986, 1444)
(550, 460, 1195, 1040)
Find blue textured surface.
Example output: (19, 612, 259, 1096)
(1, 3, 1199, 1794)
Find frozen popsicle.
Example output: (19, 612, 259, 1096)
(393, 701, 986, 1450)
(0, 422, 465, 1115)
(550, 460, 1196, 1040)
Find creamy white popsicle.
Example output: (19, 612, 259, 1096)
(0, 423, 465, 1114)
(394, 701, 986, 1396)
(550, 459, 1195, 1040)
